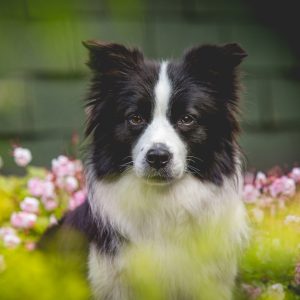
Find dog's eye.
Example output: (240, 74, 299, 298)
(178, 114, 196, 127)
(128, 114, 145, 126)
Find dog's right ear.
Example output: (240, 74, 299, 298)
(82, 40, 144, 74)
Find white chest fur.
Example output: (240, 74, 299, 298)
(87, 171, 248, 300)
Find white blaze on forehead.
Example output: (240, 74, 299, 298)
(154, 62, 171, 117)
(132, 60, 187, 179)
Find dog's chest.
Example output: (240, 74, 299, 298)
(87, 173, 247, 299)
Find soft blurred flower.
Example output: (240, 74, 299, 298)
(10, 212, 37, 229)
(28, 178, 55, 199)
(269, 176, 296, 198)
(290, 167, 300, 183)
(25, 242, 36, 251)
(244, 172, 255, 185)
(265, 283, 285, 300)
(3, 233, 21, 248)
(28, 178, 45, 197)
(243, 184, 260, 203)
(1, 227, 21, 248)
(49, 214, 58, 225)
(241, 283, 262, 299)
(52, 155, 76, 177)
(284, 215, 300, 224)
(0, 227, 16, 237)
(20, 197, 39, 214)
(254, 172, 267, 189)
(13, 147, 32, 167)
(43, 199, 58, 211)
(42, 181, 55, 199)
(294, 262, 300, 285)
(69, 190, 86, 210)
(65, 176, 78, 193)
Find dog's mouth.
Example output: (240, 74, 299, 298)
(140, 169, 175, 185)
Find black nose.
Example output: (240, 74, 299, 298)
(146, 144, 171, 170)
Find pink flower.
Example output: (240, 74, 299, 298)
(294, 262, 300, 285)
(69, 190, 86, 210)
(0, 227, 21, 248)
(28, 178, 45, 197)
(49, 214, 58, 225)
(52, 155, 76, 177)
(3, 234, 21, 248)
(254, 171, 267, 189)
(28, 178, 55, 199)
(0, 227, 16, 237)
(269, 176, 296, 198)
(20, 197, 39, 214)
(290, 167, 300, 183)
(65, 176, 78, 193)
(42, 181, 55, 199)
(25, 242, 36, 251)
(10, 212, 37, 229)
(13, 147, 32, 167)
(43, 200, 58, 211)
(242, 283, 262, 299)
(243, 184, 260, 203)
(244, 172, 255, 185)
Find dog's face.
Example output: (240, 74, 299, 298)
(84, 41, 247, 185)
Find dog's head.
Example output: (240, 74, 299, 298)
(84, 41, 247, 185)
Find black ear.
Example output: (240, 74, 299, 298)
(183, 43, 247, 77)
(82, 40, 144, 74)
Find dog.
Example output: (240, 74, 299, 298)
(57, 41, 248, 300)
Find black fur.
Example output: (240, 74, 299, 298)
(84, 41, 247, 185)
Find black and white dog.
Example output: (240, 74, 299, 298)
(61, 41, 249, 299)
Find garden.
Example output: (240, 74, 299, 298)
(0, 146, 299, 299)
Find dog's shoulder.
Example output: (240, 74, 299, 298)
(38, 201, 124, 256)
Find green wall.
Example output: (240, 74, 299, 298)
(0, 0, 299, 172)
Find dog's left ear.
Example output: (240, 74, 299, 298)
(82, 40, 144, 74)
(183, 43, 247, 77)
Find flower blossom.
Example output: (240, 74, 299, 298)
(254, 172, 267, 189)
(20, 197, 39, 214)
(43, 199, 58, 211)
(52, 155, 76, 177)
(290, 167, 300, 183)
(28, 178, 55, 199)
(284, 215, 300, 224)
(265, 283, 285, 300)
(243, 184, 260, 203)
(10, 212, 37, 229)
(13, 147, 32, 167)
(269, 176, 296, 198)
(69, 190, 86, 210)
(65, 176, 79, 193)
(294, 262, 300, 286)
(0, 227, 21, 248)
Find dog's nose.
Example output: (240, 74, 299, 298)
(146, 144, 171, 170)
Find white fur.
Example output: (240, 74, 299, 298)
(88, 167, 248, 299)
(132, 62, 187, 180)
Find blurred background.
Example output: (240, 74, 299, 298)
(0, 0, 299, 173)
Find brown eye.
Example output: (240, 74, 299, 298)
(128, 114, 145, 126)
(178, 114, 195, 126)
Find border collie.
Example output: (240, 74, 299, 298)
(61, 41, 249, 300)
